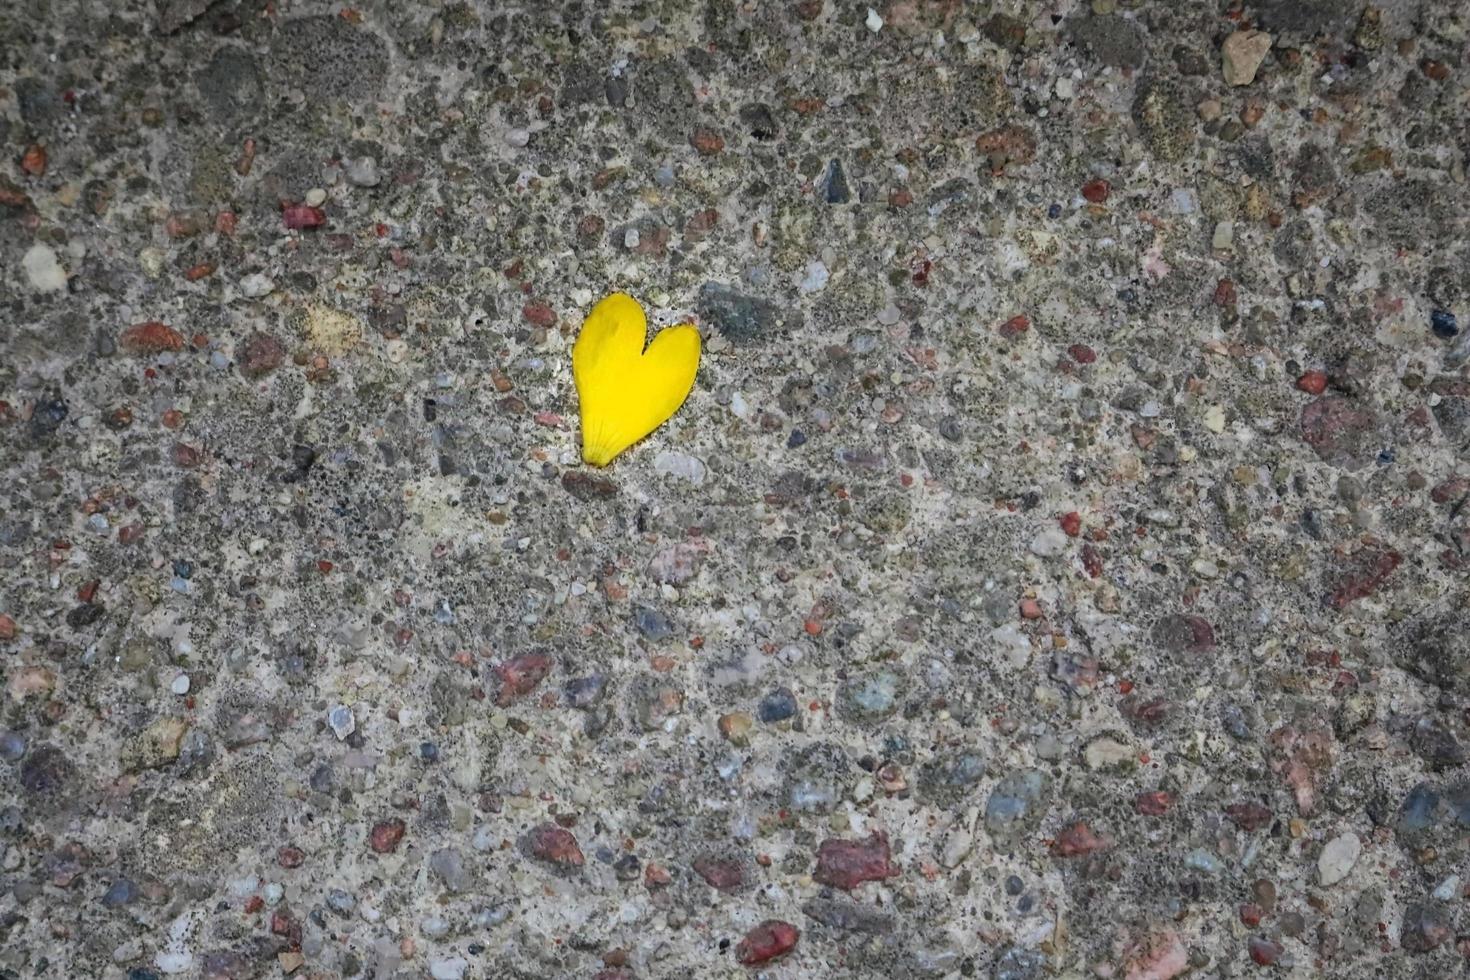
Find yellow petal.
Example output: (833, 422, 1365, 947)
(573, 292, 701, 467)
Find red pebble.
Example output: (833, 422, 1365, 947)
(1213, 278, 1238, 307)
(735, 920, 799, 966)
(494, 652, 554, 706)
(20, 144, 47, 177)
(1068, 343, 1097, 364)
(1081, 179, 1110, 203)
(1135, 791, 1173, 816)
(691, 856, 744, 891)
(173, 443, 202, 468)
(276, 846, 305, 869)
(1239, 903, 1263, 927)
(1051, 821, 1111, 857)
(282, 205, 326, 230)
(0, 614, 16, 640)
(1019, 598, 1043, 620)
(1224, 802, 1273, 832)
(1296, 370, 1327, 395)
(1059, 512, 1082, 537)
(813, 832, 899, 890)
(1431, 478, 1470, 504)
(1248, 937, 1283, 966)
(368, 818, 406, 853)
(1328, 547, 1401, 610)
(119, 321, 185, 354)
(522, 302, 557, 328)
(998, 314, 1030, 339)
(689, 128, 725, 156)
(527, 823, 584, 867)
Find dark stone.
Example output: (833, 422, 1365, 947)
(1397, 783, 1440, 833)
(158, 0, 220, 34)
(918, 752, 986, 803)
(271, 16, 389, 101)
(16, 77, 63, 127)
(27, 395, 67, 443)
(1257, 0, 1360, 36)
(739, 103, 778, 140)
(66, 604, 104, 629)
(195, 47, 263, 122)
(1399, 903, 1452, 953)
(561, 470, 617, 501)
(696, 282, 783, 346)
(824, 159, 851, 204)
(19, 744, 76, 809)
(757, 688, 798, 724)
(801, 896, 894, 934)
(1070, 15, 1147, 69)
(1412, 716, 1468, 770)
(1399, 611, 1470, 694)
(994, 946, 1046, 980)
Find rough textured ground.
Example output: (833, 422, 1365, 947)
(3, 0, 1470, 977)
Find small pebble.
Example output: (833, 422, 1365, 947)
(1430, 309, 1458, 338)
(328, 705, 356, 741)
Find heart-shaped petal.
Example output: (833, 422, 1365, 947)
(573, 292, 701, 467)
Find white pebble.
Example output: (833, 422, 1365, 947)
(1029, 528, 1068, 558)
(171, 674, 191, 695)
(304, 188, 327, 207)
(1317, 832, 1361, 886)
(23, 243, 67, 292)
(505, 128, 530, 148)
(240, 273, 275, 298)
(865, 7, 884, 32)
(798, 260, 829, 294)
(154, 952, 193, 975)
(653, 451, 707, 486)
(430, 957, 468, 980)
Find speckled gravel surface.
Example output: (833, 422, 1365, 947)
(4, 1, 1470, 978)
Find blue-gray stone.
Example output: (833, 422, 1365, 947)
(0, 730, 25, 762)
(1399, 783, 1440, 832)
(839, 670, 903, 721)
(985, 770, 1051, 838)
(564, 674, 608, 709)
(100, 877, 139, 907)
(632, 605, 675, 640)
(758, 688, 797, 723)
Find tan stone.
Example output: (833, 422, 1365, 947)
(1222, 30, 1272, 86)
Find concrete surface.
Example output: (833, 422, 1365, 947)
(3, 1, 1470, 978)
